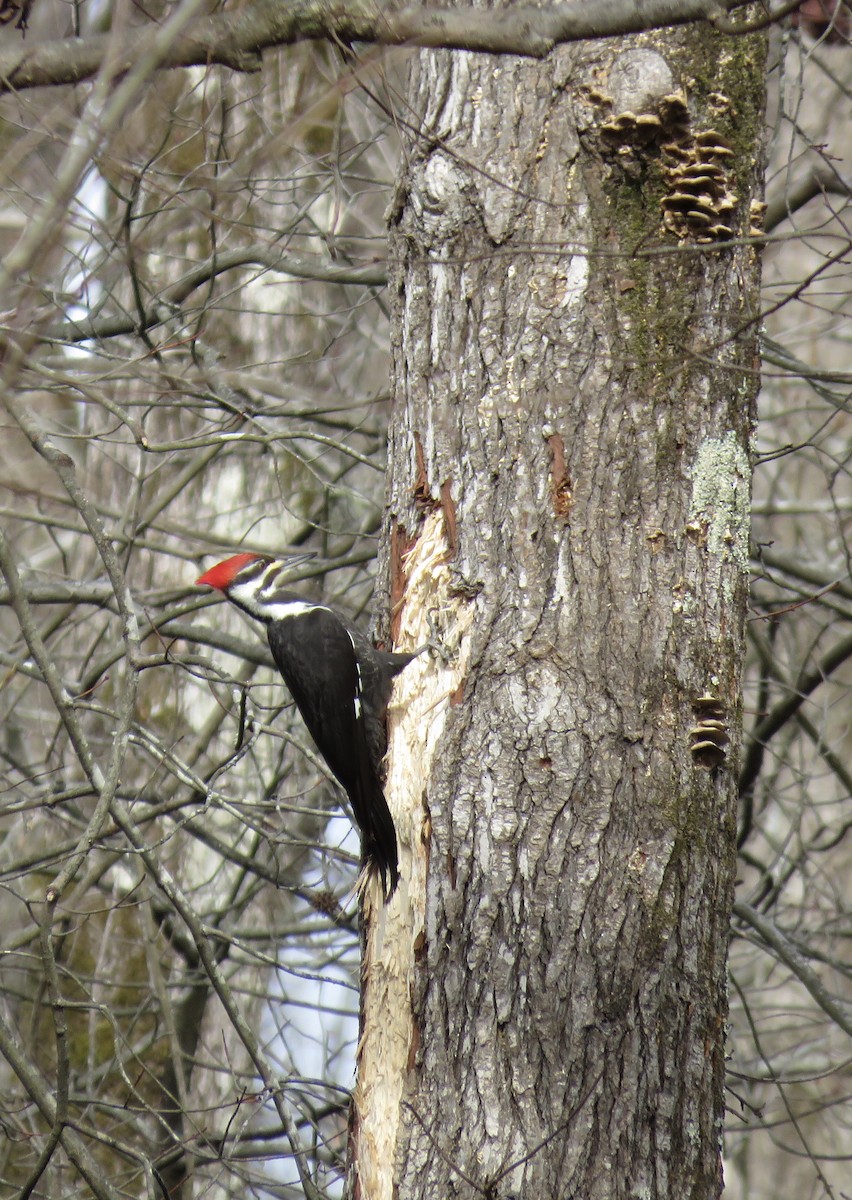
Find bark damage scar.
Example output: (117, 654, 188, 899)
(412, 431, 436, 510)
(548, 431, 573, 518)
(389, 522, 416, 645)
(412, 432, 458, 558)
(440, 479, 458, 556)
(354, 509, 475, 1200)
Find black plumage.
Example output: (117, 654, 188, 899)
(267, 602, 412, 899)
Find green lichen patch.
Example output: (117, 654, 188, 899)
(690, 432, 750, 566)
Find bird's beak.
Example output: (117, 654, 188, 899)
(269, 552, 316, 575)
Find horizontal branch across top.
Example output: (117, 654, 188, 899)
(1, 0, 752, 93)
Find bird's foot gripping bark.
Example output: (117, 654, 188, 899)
(415, 606, 456, 665)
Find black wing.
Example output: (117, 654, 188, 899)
(267, 608, 399, 898)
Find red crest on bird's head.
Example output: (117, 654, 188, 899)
(195, 552, 262, 592)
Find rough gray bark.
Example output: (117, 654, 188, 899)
(365, 25, 766, 1200)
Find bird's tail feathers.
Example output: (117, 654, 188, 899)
(351, 773, 399, 902)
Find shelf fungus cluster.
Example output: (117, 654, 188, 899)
(660, 126, 738, 243)
(600, 107, 667, 150)
(689, 694, 730, 769)
(599, 90, 740, 244)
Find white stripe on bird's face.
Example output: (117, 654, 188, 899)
(257, 598, 328, 622)
(259, 559, 288, 592)
(227, 557, 317, 620)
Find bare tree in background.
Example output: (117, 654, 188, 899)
(0, 3, 849, 1200)
(726, 16, 852, 1197)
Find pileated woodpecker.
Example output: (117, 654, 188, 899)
(195, 552, 414, 900)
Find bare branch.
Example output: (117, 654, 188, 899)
(0, 1009, 125, 1200)
(107, 798, 327, 1200)
(765, 165, 852, 232)
(0, 0, 747, 94)
(40, 246, 388, 346)
(739, 629, 852, 798)
(733, 903, 852, 1039)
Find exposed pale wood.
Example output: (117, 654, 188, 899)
(355, 509, 475, 1200)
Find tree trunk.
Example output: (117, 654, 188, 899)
(356, 25, 766, 1200)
